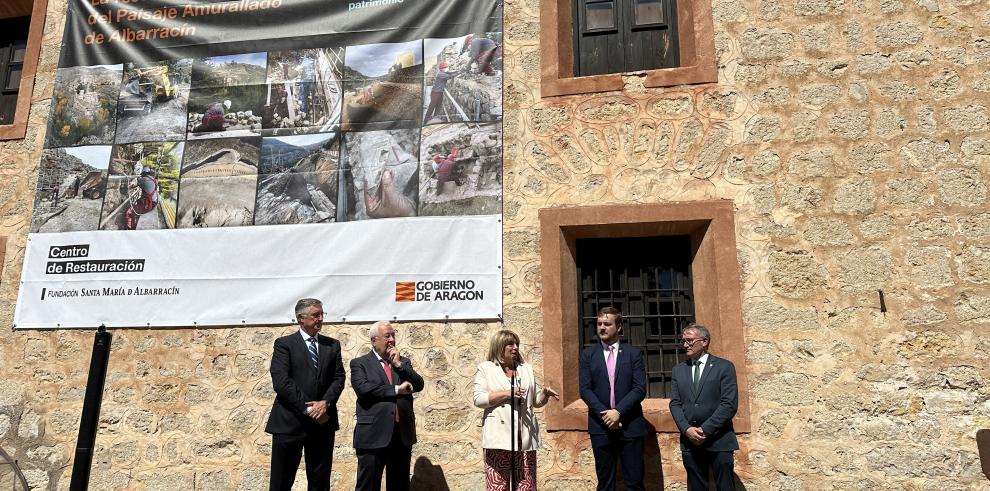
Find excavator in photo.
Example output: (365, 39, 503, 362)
(118, 66, 178, 116)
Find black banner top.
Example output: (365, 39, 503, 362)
(60, 0, 501, 68)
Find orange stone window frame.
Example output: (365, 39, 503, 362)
(0, 0, 50, 141)
(0, 236, 6, 286)
(539, 0, 717, 97)
(539, 201, 750, 433)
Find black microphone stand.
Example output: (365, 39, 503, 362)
(70, 324, 112, 491)
(509, 367, 517, 491)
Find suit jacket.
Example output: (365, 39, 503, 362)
(350, 350, 425, 449)
(472, 361, 549, 451)
(265, 332, 346, 435)
(668, 354, 739, 452)
(579, 343, 647, 438)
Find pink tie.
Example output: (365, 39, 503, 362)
(606, 346, 616, 408)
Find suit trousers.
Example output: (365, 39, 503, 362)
(682, 447, 734, 491)
(590, 433, 644, 491)
(355, 425, 411, 491)
(270, 429, 334, 491)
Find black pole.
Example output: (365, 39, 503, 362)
(69, 324, 112, 491)
(509, 369, 516, 491)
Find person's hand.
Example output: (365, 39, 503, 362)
(305, 400, 327, 420)
(514, 386, 527, 399)
(316, 413, 329, 425)
(686, 426, 706, 446)
(386, 347, 401, 368)
(397, 381, 413, 395)
(542, 387, 560, 401)
(600, 409, 621, 429)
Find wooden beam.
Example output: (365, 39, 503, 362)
(0, 0, 51, 141)
(0, 0, 32, 20)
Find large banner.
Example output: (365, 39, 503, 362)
(16, 0, 503, 328)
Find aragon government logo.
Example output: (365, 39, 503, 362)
(395, 281, 415, 302)
(394, 280, 484, 302)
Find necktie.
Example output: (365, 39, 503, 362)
(692, 360, 700, 395)
(606, 345, 616, 408)
(381, 359, 393, 383)
(382, 359, 399, 422)
(307, 337, 319, 371)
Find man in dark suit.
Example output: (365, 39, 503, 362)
(351, 320, 425, 491)
(579, 306, 647, 491)
(265, 298, 346, 491)
(669, 323, 739, 491)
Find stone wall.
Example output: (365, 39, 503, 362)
(503, 0, 990, 486)
(1, 0, 990, 489)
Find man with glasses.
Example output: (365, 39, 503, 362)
(351, 320, 425, 491)
(579, 306, 647, 490)
(265, 298, 346, 490)
(669, 323, 739, 491)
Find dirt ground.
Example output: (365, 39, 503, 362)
(115, 97, 189, 143)
(342, 81, 421, 130)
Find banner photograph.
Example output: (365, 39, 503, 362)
(16, 0, 503, 328)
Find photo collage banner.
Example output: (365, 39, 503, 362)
(15, 0, 504, 328)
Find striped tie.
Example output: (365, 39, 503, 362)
(308, 337, 319, 371)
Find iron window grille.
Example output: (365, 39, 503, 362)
(577, 235, 695, 398)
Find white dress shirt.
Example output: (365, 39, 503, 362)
(299, 329, 317, 353)
(372, 349, 401, 393)
(692, 353, 710, 379)
(601, 340, 620, 359)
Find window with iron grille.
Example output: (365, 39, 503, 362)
(573, 0, 679, 77)
(577, 235, 694, 398)
(0, 16, 29, 126)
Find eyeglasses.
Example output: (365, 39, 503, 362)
(301, 311, 325, 319)
(681, 338, 705, 347)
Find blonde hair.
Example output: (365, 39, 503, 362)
(486, 330, 524, 365)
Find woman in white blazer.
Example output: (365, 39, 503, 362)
(473, 330, 559, 491)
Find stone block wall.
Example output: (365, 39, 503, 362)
(1, 0, 990, 488)
(503, 0, 990, 486)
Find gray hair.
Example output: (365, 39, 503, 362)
(369, 320, 391, 339)
(294, 298, 322, 317)
(683, 323, 711, 340)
